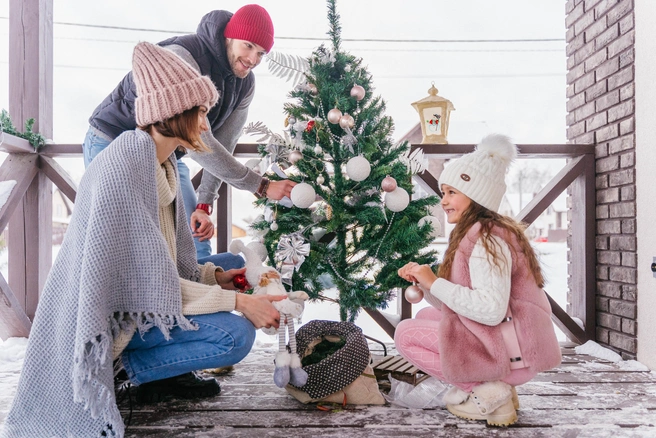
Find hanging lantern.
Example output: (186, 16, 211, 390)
(411, 82, 455, 144)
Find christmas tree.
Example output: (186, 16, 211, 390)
(249, 0, 440, 322)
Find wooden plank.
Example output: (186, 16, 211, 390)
(9, 0, 53, 139)
(0, 132, 35, 153)
(0, 272, 32, 339)
(570, 154, 597, 340)
(39, 155, 78, 202)
(411, 143, 595, 159)
(363, 308, 397, 339)
(0, 154, 38, 234)
(216, 182, 230, 253)
(547, 293, 589, 344)
(8, 172, 52, 320)
(39, 143, 82, 156)
(516, 155, 585, 225)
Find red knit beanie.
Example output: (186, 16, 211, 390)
(132, 42, 219, 126)
(224, 4, 274, 52)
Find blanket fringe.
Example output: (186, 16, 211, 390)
(73, 311, 196, 433)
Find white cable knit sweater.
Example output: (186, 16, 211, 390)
(425, 235, 512, 326)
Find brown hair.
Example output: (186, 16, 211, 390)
(139, 106, 210, 153)
(438, 201, 545, 288)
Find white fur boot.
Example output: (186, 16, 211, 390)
(442, 386, 470, 405)
(446, 381, 517, 427)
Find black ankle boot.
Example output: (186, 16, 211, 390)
(136, 371, 220, 403)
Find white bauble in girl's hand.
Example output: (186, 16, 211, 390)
(418, 215, 441, 239)
(404, 285, 424, 304)
(290, 183, 316, 208)
(345, 155, 371, 182)
(385, 187, 409, 212)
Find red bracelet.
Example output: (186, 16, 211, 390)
(195, 203, 212, 215)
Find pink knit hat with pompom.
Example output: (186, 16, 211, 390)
(132, 42, 219, 126)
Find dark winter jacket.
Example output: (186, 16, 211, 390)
(89, 10, 254, 140)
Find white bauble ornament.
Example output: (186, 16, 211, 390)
(288, 116, 296, 125)
(327, 108, 342, 124)
(385, 187, 410, 212)
(246, 241, 268, 262)
(346, 156, 371, 182)
(350, 84, 365, 101)
(339, 113, 355, 129)
(316, 175, 325, 185)
(270, 221, 279, 231)
(404, 285, 424, 304)
(381, 175, 397, 192)
(289, 150, 303, 165)
(291, 183, 316, 208)
(418, 215, 441, 239)
(314, 144, 323, 155)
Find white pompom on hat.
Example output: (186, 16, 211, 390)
(438, 134, 517, 212)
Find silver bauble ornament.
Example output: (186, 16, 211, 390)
(418, 215, 442, 239)
(308, 83, 318, 94)
(291, 183, 316, 208)
(404, 285, 424, 304)
(314, 144, 323, 155)
(316, 175, 325, 185)
(346, 155, 371, 182)
(350, 84, 365, 101)
(270, 221, 279, 231)
(289, 150, 303, 164)
(385, 187, 410, 212)
(339, 113, 355, 129)
(288, 116, 297, 125)
(381, 175, 397, 192)
(327, 108, 343, 124)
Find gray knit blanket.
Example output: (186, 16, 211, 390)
(3, 130, 200, 438)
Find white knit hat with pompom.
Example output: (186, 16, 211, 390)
(438, 134, 517, 212)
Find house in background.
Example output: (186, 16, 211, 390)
(500, 192, 568, 242)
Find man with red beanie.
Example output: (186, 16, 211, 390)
(83, 4, 295, 267)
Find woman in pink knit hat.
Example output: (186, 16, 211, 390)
(395, 134, 561, 427)
(3, 42, 285, 438)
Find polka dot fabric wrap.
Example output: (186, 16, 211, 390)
(293, 320, 370, 400)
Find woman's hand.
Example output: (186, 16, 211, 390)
(235, 293, 286, 329)
(215, 267, 247, 290)
(398, 262, 437, 291)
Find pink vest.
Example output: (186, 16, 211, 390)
(438, 223, 561, 383)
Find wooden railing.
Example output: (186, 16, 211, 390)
(0, 138, 595, 344)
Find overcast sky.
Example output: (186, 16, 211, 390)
(1, 0, 566, 143)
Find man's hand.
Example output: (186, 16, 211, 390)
(215, 267, 247, 290)
(190, 209, 214, 241)
(265, 180, 297, 201)
(235, 293, 286, 329)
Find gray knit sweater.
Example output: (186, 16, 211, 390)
(3, 130, 199, 438)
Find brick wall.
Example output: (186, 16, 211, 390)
(566, 0, 636, 359)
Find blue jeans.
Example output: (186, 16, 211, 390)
(82, 126, 243, 268)
(121, 312, 255, 384)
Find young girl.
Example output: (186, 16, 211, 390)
(395, 134, 561, 427)
(4, 42, 284, 438)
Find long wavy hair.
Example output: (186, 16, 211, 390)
(438, 201, 544, 288)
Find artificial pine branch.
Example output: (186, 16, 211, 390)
(0, 109, 46, 149)
(326, 0, 342, 53)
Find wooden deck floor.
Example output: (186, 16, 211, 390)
(120, 343, 656, 437)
